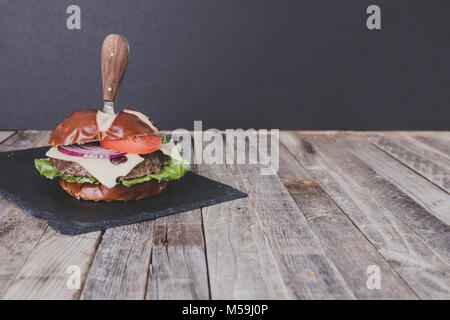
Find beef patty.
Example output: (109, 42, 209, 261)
(50, 151, 169, 180)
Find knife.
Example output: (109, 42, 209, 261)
(101, 34, 130, 115)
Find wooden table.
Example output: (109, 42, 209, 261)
(0, 130, 448, 300)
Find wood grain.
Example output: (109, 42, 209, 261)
(0, 131, 14, 144)
(146, 210, 209, 300)
(0, 131, 50, 297)
(278, 143, 418, 299)
(83, 208, 209, 300)
(342, 134, 450, 225)
(390, 134, 450, 165)
(101, 34, 129, 102)
(0, 130, 49, 152)
(297, 133, 449, 261)
(197, 143, 286, 299)
(410, 134, 450, 160)
(81, 221, 154, 300)
(2, 230, 102, 299)
(367, 134, 450, 192)
(3, 230, 101, 300)
(235, 135, 355, 299)
(281, 131, 450, 299)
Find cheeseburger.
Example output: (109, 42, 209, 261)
(34, 34, 189, 201)
(35, 109, 189, 201)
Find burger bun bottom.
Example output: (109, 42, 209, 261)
(59, 178, 169, 201)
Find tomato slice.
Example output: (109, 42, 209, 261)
(100, 134, 162, 154)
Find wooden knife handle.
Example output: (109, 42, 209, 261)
(101, 34, 130, 102)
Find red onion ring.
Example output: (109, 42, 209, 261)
(58, 144, 126, 159)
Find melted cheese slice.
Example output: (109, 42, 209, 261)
(159, 140, 183, 161)
(46, 147, 144, 188)
(96, 111, 116, 132)
(95, 109, 158, 133)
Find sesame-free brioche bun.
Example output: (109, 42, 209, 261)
(59, 178, 170, 201)
(49, 109, 159, 147)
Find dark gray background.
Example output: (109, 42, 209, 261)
(0, 0, 449, 130)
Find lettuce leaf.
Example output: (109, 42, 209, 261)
(62, 175, 100, 184)
(34, 158, 99, 184)
(121, 158, 190, 187)
(34, 158, 59, 179)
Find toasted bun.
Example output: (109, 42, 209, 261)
(59, 178, 169, 201)
(49, 109, 159, 147)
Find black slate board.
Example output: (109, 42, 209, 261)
(0, 147, 247, 235)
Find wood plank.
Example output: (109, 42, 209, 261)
(234, 135, 355, 299)
(3, 230, 100, 300)
(0, 130, 49, 152)
(342, 134, 450, 225)
(367, 133, 450, 192)
(385, 134, 450, 163)
(281, 131, 450, 299)
(197, 146, 287, 299)
(81, 221, 154, 300)
(361, 131, 449, 136)
(0, 131, 14, 144)
(0, 131, 50, 297)
(146, 210, 209, 300)
(410, 134, 450, 159)
(278, 143, 418, 299)
(83, 209, 209, 300)
(294, 133, 450, 261)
